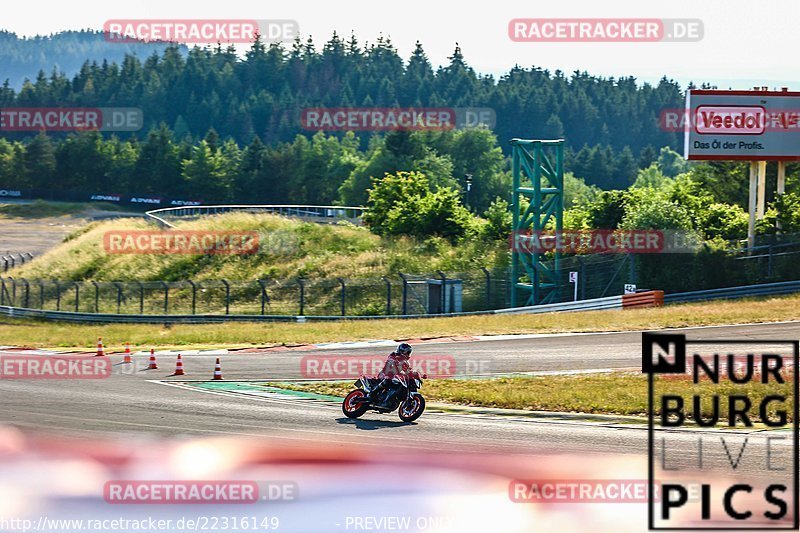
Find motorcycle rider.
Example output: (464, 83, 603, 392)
(368, 342, 413, 405)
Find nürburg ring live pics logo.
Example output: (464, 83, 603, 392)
(643, 332, 798, 530)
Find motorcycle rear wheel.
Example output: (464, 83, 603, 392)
(398, 395, 425, 422)
(342, 389, 369, 418)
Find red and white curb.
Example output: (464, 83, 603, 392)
(131, 349, 228, 356)
(0, 347, 81, 356)
(0, 347, 228, 357)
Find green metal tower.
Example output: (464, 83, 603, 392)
(510, 139, 565, 307)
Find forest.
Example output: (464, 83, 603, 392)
(0, 30, 697, 203)
(2, 30, 799, 292)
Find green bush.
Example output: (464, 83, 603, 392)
(481, 197, 512, 240)
(774, 192, 800, 233)
(701, 203, 748, 240)
(620, 195, 692, 231)
(364, 170, 473, 241)
(585, 190, 628, 229)
(632, 164, 674, 189)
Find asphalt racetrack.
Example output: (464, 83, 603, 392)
(2, 321, 797, 475)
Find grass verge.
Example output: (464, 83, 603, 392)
(0, 293, 798, 349)
(10, 211, 506, 281)
(0, 200, 123, 218)
(268, 373, 793, 423)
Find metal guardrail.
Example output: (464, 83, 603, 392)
(665, 280, 800, 304)
(495, 295, 622, 314)
(1, 280, 798, 324)
(2, 253, 34, 272)
(146, 205, 366, 228)
(0, 294, 623, 323)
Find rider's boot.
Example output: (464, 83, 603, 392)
(368, 378, 387, 402)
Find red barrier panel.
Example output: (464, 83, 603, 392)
(622, 290, 664, 309)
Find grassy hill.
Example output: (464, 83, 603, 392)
(11, 211, 508, 282)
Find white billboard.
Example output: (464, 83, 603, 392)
(683, 89, 800, 161)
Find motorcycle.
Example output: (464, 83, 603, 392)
(341, 371, 426, 422)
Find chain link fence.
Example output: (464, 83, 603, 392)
(4, 236, 800, 317)
(2, 252, 34, 272)
(633, 233, 800, 295)
(517, 234, 800, 305)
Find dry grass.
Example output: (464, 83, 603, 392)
(0, 293, 798, 349)
(0, 199, 126, 218)
(272, 373, 794, 422)
(11, 211, 506, 282)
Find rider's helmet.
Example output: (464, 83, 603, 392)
(395, 342, 413, 359)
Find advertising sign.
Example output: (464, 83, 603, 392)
(683, 90, 800, 161)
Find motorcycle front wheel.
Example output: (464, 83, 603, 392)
(342, 389, 369, 418)
(398, 394, 425, 422)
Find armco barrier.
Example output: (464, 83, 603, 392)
(0, 187, 203, 209)
(622, 290, 664, 309)
(2, 253, 34, 272)
(1, 281, 798, 324)
(145, 205, 366, 228)
(0, 295, 624, 324)
(494, 295, 623, 314)
(665, 280, 800, 304)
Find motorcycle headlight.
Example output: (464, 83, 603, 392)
(415, 379, 422, 388)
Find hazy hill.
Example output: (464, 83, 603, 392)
(0, 30, 184, 89)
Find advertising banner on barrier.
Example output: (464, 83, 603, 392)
(0, 188, 203, 208)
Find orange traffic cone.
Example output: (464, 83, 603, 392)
(212, 357, 223, 380)
(173, 354, 185, 376)
(123, 343, 132, 364)
(148, 349, 158, 370)
(95, 337, 105, 357)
